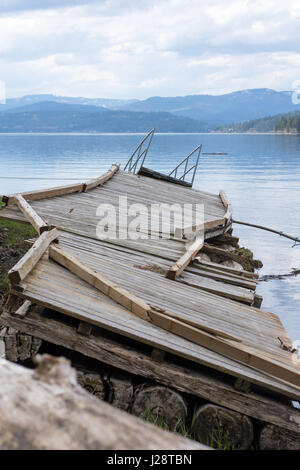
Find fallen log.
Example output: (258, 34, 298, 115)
(0, 355, 206, 450)
(8, 228, 60, 285)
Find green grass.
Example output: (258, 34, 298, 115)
(0, 205, 37, 294)
(0, 272, 9, 294)
(0, 219, 37, 247)
(141, 408, 193, 439)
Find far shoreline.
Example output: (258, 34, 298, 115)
(0, 131, 299, 136)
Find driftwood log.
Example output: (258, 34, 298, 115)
(0, 355, 207, 450)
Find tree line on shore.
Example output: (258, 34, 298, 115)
(215, 111, 300, 133)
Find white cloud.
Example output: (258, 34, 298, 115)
(0, 0, 300, 98)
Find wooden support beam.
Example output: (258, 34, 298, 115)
(253, 294, 263, 309)
(147, 308, 300, 388)
(3, 183, 84, 206)
(219, 189, 233, 222)
(12, 300, 32, 319)
(77, 321, 93, 337)
(8, 228, 60, 285)
(166, 236, 204, 279)
(151, 348, 166, 362)
(12, 194, 49, 234)
(83, 163, 120, 192)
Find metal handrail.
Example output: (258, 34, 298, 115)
(169, 144, 202, 186)
(124, 128, 155, 173)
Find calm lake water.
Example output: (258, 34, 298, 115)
(0, 133, 299, 342)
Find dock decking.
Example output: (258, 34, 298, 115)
(1, 164, 300, 403)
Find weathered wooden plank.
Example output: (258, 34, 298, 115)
(8, 228, 60, 285)
(147, 308, 300, 388)
(219, 189, 233, 222)
(166, 237, 204, 279)
(174, 218, 225, 240)
(83, 163, 120, 192)
(2, 308, 300, 431)
(12, 195, 48, 234)
(3, 183, 84, 205)
(193, 258, 258, 279)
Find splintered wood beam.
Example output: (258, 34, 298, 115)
(8, 228, 60, 285)
(166, 237, 204, 279)
(3, 183, 85, 206)
(83, 163, 120, 192)
(49, 245, 151, 321)
(219, 189, 233, 222)
(174, 218, 226, 240)
(12, 195, 49, 234)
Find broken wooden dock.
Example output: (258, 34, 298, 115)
(1, 154, 300, 437)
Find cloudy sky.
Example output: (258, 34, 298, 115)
(1, 0, 300, 99)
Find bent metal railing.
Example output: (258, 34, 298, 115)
(124, 128, 155, 173)
(168, 144, 202, 186)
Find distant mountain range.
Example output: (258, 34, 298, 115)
(0, 101, 205, 133)
(0, 89, 300, 132)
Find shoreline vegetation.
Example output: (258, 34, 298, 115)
(215, 111, 300, 134)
